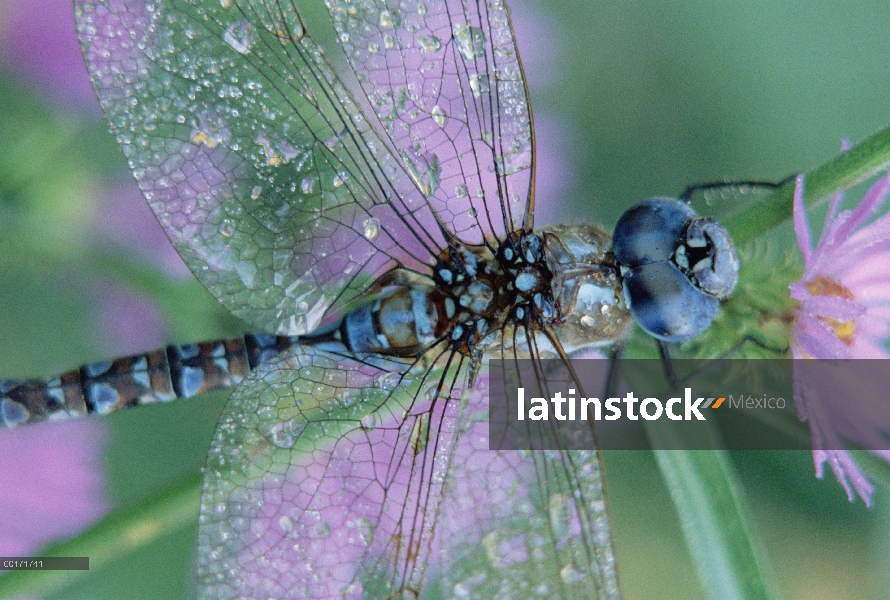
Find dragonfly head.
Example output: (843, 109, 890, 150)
(613, 198, 740, 343)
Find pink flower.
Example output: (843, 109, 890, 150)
(0, 421, 108, 555)
(0, 0, 98, 112)
(790, 172, 890, 506)
(791, 172, 890, 359)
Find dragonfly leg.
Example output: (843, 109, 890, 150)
(657, 340, 681, 388)
(678, 178, 791, 203)
(723, 335, 789, 357)
(604, 339, 627, 399)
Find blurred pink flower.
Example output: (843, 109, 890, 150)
(790, 172, 890, 505)
(0, 421, 108, 555)
(95, 180, 193, 279)
(0, 0, 97, 111)
(93, 180, 192, 357)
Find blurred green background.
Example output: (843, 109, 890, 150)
(1, 0, 889, 598)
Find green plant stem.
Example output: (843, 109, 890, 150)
(654, 450, 773, 600)
(730, 124, 890, 244)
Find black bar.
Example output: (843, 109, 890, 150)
(0, 557, 89, 570)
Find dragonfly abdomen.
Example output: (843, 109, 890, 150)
(0, 334, 297, 427)
(300, 283, 448, 357)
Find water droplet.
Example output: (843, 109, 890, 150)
(469, 74, 489, 98)
(361, 412, 379, 430)
(223, 19, 253, 54)
(377, 372, 399, 391)
(354, 516, 374, 547)
(453, 23, 486, 60)
(559, 564, 585, 584)
(383, 34, 395, 49)
(218, 218, 236, 237)
(401, 151, 441, 196)
(278, 515, 294, 532)
(417, 34, 441, 53)
(455, 184, 468, 198)
(468, 207, 478, 218)
(431, 105, 447, 128)
(363, 217, 380, 240)
(217, 84, 243, 99)
(302, 512, 332, 538)
(549, 493, 575, 541)
(379, 10, 397, 29)
(410, 414, 429, 455)
(301, 177, 316, 194)
(250, 185, 262, 199)
(267, 419, 304, 448)
(333, 171, 348, 187)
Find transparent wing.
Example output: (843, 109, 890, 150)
(328, 0, 535, 243)
(197, 347, 619, 599)
(75, 0, 446, 335)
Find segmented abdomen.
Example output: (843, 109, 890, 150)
(0, 334, 297, 427)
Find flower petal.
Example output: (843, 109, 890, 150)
(789, 281, 810, 302)
(791, 168, 890, 505)
(793, 314, 852, 359)
(792, 174, 813, 266)
(800, 294, 864, 322)
(840, 250, 890, 292)
(807, 210, 853, 277)
(840, 171, 890, 236)
(850, 336, 890, 359)
(813, 449, 875, 507)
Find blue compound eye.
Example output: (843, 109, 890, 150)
(613, 199, 739, 343)
(613, 199, 696, 267)
(622, 262, 720, 342)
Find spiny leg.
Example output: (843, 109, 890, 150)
(678, 178, 793, 203)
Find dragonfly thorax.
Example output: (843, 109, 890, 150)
(301, 233, 578, 358)
(535, 224, 632, 352)
(434, 233, 566, 355)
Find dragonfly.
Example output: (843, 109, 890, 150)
(1, 0, 747, 598)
